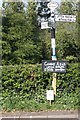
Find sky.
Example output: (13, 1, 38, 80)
(0, 0, 2, 7)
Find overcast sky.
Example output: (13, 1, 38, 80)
(0, 0, 2, 7)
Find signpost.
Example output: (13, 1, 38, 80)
(42, 60, 66, 73)
(36, 1, 76, 102)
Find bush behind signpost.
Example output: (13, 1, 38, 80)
(1, 63, 80, 111)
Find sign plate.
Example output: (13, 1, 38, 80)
(42, 60, 67, 73)
(46, 90, 54, 100)
(41, 22, 50, 29)
(55, 15, 76, 22)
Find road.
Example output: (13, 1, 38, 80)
(0, 110, 80, 120)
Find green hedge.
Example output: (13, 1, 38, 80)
(2, 63, 79, 95)
(2, 64, 52, 99)
(1, 63, 80, 111)
(57, 63, 80, 93)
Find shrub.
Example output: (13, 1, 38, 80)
(2, 62, 80, 111)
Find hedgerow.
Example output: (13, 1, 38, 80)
(1, 63, 80, 111)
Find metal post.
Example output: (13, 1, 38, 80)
(52, 73, 56, 96)
(51, 27, 56, 60)
(51, 27, 57, 96)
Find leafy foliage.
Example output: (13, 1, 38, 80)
(1, 1, 80, 111)
(2, 63, 80, 111)
(56, 1, 80, 61)
(2, 2, 51, 65)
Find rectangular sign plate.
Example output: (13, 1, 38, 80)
(55, 15, 76, 22)
(42, 60, 67, 73)
(41, 22, 50, 29)
(46, 90, 54, 100)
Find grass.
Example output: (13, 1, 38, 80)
(1, 92, 79, 112)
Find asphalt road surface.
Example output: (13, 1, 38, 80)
(0, 110, 80, 120)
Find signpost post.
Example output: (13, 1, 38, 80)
(48, 2, 58, 97)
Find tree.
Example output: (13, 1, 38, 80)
(2, 1, 52, 65)
(2, 2, 42, 65)
(2, 2, 27, 65)
(56, 1, 80, 62)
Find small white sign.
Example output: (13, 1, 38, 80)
(41, 22, 50, 29)
(55, 15, 76, 22)
(46, 90, 54, 100)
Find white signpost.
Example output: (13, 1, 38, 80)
(55, 15, 76, 22)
